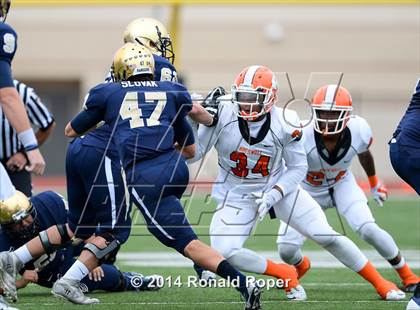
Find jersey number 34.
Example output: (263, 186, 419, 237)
(230, 151, 270, 178)
(120, 91, 167, 128)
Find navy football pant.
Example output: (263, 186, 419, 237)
(66, 138, 131, 243)
(389, 141, 420, 195)
(128, 151, 197, 254)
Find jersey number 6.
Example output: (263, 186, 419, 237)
(230, 151, 270, 178)
(120, 91, 167, 128)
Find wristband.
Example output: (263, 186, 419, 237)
(18, 129, 38, 151)
(368, 175, 379, 188)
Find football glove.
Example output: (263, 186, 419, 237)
(202, 86, 226, 127)
(371, 182, 388, 207)
(251, 188, 283, 221)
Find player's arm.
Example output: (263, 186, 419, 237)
(36, 121, 56, 146)
(65, 88, 106, 137)
(173, 116, 196, 159)
(252, 112, 308, 220)
(356, 119, 388, 206)
(0, 62, 45, 174)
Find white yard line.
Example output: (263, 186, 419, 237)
(117, 250, 420, 268)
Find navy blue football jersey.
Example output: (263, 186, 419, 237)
(0, 191, 73, 287)
(81, 54, 178, 155)
(0, 22, 17, 87)
(71, 81, 193, 169)
(394, 78, 420, 146)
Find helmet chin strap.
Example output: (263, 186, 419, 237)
(240, 110, 262, 121)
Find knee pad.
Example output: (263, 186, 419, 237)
(84, 233, 121, 264)
(39, 224, 71, 254)
(278, 243, 302, 265)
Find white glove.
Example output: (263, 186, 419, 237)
(251, 188, 284, 221)
(371, 182, 388, 207)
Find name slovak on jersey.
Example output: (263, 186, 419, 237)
(198, 97, 303, 197)
(302, 115, 372, 191)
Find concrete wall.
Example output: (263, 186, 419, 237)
(7, 4, 418, 180)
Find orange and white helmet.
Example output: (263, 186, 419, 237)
(232, 65, 277, 121)
(311, 84, 353, 135)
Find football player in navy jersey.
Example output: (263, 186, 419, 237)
(0, 191, 162, 297)
(0, 0, 45, 205)
(60, 43, 261, 309)
(389, 79, 420, 195)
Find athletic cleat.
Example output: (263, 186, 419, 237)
(385, 289, 406, 301)
(295, 256, 311, 279)
(52, 278, 100, 304)
(0, 296, 19, 310)
(406, 296, 420, 310)
(242, 283, 262, 310)
(402, 282, 419, 293)
(0, 252, 23, 302)
(124, 272, 164, 291)
(286, 284, 307, 301)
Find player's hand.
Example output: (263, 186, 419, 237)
(6, 152, 28, 172)
(22, 269, 39, 283)
(251, 187, 283, 221)
(89, 266, 105, 282)
(25, 149, 46, 175)
(202, 86, 226, 127)
(371, 182, 388, 207)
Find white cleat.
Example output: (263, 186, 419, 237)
(407, 297, 420, 310)
(385, 289, 406, 301)
(0, 296, 19, 310)
(0, 252, 23, 303)
(286, 285, 307, 301)
(52, 278, 100, 305)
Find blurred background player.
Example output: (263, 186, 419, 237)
(0, 0, 45, 198)
(61, 43, 261, 309)
(191, 66, 405, 301)
(0, 191, 163, 296)
(389, 78, 420, 195)
(277, 84, 419, 294)
(1, 80, 55, 197)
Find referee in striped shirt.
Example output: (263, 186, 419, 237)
(0, 80, 55, 196)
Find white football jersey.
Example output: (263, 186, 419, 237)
(302, 115, 372, 191)
(193, 97, 307, 199)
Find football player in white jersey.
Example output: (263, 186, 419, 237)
(191, 66, 405, 301)
(277, 84, 420, 293)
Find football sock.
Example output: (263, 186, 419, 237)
(357, 261, 396, 297)
(63, 260, 90, 281)
(263, 259, 298, 290)
(14, 245, 33, 264)
(227, 248, 266, 274)
(294, 256, 311, 279)
(395, 262, 420, 285)
(216, 260, 248, 296)
(193, 263, 204, 278)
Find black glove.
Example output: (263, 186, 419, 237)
(202, 86, 226, 127)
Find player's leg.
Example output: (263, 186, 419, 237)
(274, 187, 405, 300)
(276, 222, 310, 279)
(389, 141, 420, 195)
(129, 153, 261, 308)
(209, 196, 301, 296)
(79, 264, 163, 293)
(335, 174, 419, 291)
(53, 150, 130, 304)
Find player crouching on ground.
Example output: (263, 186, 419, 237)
(192, 67, 406, 301)
(0, 191, 162, 298)
(277, 84, 419, 294)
